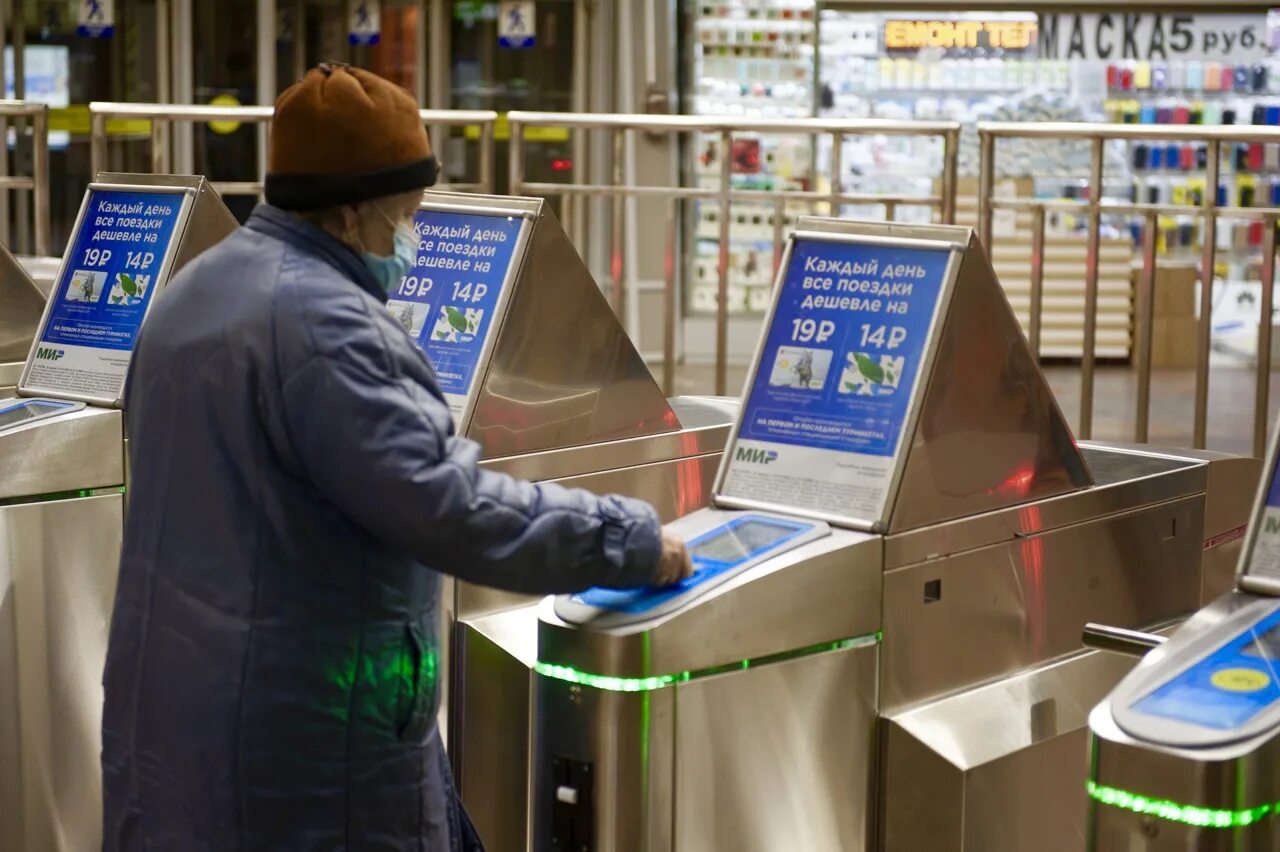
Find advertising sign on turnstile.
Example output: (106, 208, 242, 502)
(18, 183, 194, 407)
(715, 230, 963, 530)
(387, 200, 532, 427)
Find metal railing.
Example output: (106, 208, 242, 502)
(508, 111, 961, 395)
(0, 100, 51, 256)
(89, 102, 498, 198)
(978, 122, 1280, 456)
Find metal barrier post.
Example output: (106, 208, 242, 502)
(31, 106, 49, 256)
(91, 111, 108, 181)
(716, 128, 732, 397)
(1194, 139, 1221, 449)
(942, 128, 959, 224)
(1257, 218, 1277, 458)
(1134, 210, 1159, 443)
(977, 130, 995, 251)
(1080, 136, 1104, 440)
(1029, 204, 1046, 360)
(828, 132, 843, 217)
(663, 197, 678, 396)
(611, 127, 626, 318)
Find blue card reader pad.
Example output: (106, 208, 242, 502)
(565, 514, 818, 618)
(1130, 607, 1280, 732)
(0, 398, 83, 433)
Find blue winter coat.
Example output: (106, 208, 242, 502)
(101, 205, 663, 851)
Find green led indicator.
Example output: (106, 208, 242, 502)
(1087, 780, 1278, 829)
(535, 632, 881, 694)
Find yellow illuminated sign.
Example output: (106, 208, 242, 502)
(884, 19, 1037, 52)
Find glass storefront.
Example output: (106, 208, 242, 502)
(682, 1, 1278, 363)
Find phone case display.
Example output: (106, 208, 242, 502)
(689, 1, 817, 316)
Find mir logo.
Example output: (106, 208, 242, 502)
(35, 347, 65, 361)
(736, 447, 778, 465)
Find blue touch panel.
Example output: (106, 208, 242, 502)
(571, 515, 814, 615)
(385, 209, 523, 400)
(1132, 608, 1280, 731)
(736, 239, 952, 458)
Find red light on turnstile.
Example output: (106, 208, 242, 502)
(551, 159, 573, 172)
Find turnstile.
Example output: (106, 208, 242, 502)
(467, 218, 1260, 852)
(400, 193, 739, 774)
(0, 174, 237, 852)
(1087, 418, 1280, 851)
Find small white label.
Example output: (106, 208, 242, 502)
(555, 785, 579, 806)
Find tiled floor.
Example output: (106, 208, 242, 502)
(673, 360, 1280, 459)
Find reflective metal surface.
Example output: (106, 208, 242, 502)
(882, 632, 1176, 852)
(445, 191, 679, 458)
(880, 492, 1204, 712)
(674, 646, 877, 851)
(0, 241, 45, 363)
(1088, 592, 1280, 852)
(0, 406, 123, 501)
(17, 255, 59, 297)
(2, 493, 124, 852)
(886, 230, 1091, 532)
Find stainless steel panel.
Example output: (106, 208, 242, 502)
(883, 638, 1175, 852)
(889, 234, 1091, 533)
(675, 645, 878, 852)
(881, 494, 1204, 712)
(455, 622, 535, 852)
(0, 406, 124, 501)
(447, 191, 677, 457)
(534, 673, 676, 852)
(884, 443, 1205, 571)
(0, 242, 45, 362)
(1, 361, 22, 396)
(4, 493, 124, 852)
(538, 529, 883, 679)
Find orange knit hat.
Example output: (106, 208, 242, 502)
(265, 63, 438, 211)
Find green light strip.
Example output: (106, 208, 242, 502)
(1087, 780, 1278, 829)
(535, 632, 882, 693)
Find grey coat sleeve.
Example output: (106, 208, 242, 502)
(278, 315, 663, 596)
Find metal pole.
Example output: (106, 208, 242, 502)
(150, 118, 167, 173)
(507, 115, 522, 196)
(31, 106, 48, 256)
(662, 197, 677, 396)
(715, 128, 732, 397)
(1029, 204, 1046, 360)
(977, 130, 994, 252)
(156, 0, 172, 176)
(1194, 139, 1221, 449)
(479, 118, 495, 195)
(0, 0, 8, 250)
(828, 131, 843, 217)
(610, 126, 625, 319)
(883, 200, 896, 223)
(292, 0, 306, 80)
(12, 1, 26, 253)
(941, 128, 959, 224)
(257, 0, 276, 196)
(90, 111, 107, 183)
(772, 196, 785, 275)
(1134, 210, 1158, 443)
(1080, 137, 1104, 440)
(1256, 217, 1277, 459)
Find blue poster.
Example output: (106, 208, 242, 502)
(738, 239, 951, 457)
(386, 209, 523, 403)
(25, 188, 183, 401)
(720, 236, 954, 523)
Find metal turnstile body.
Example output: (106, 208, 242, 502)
(1088, 415, 1280, 850)
(501, 219, 1262, 852)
